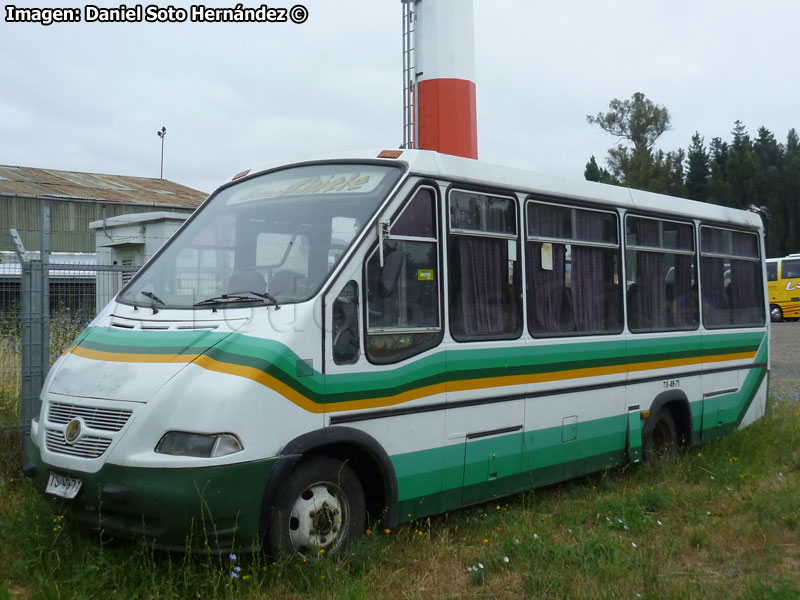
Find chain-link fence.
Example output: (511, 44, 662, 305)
(1, 207, 139, 473)
(0, 251, 22, 424)
(1, 249, 24, 470)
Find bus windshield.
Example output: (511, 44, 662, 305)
(117, 162, 403, 309)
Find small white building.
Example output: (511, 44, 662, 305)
(90, 212, 190, 308)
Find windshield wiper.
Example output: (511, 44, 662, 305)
(194, 291, 280, 310)
(140, 291, 165, 314)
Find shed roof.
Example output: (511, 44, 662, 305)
(0, 165, 207, 208)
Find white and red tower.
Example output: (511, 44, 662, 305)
(402, 0, 478, 159)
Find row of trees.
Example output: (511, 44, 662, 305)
(584, 92, 800, 257)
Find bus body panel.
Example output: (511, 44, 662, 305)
(767, 255, 800, 319)
(26, 150, 769, 553)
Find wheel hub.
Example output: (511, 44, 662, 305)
(288, 483, 345, 553)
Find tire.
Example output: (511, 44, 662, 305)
(643, 409, 678, 463)
(770, 305, 783, 322)
(266, 455, 365, 558)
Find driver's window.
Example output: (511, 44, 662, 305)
(332, 281, 360, 365)
(365, 186, 442, 364)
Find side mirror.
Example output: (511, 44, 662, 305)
(379, 250, 405, 297)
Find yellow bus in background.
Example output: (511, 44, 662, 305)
(767, 254, 800, 321)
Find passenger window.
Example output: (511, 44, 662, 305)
(365, 187, 441, 363)
(527, 202, 621, 336)
(390, 188, 436, 238)
(700, 227, 764, 328)
(449, 190, 521, 340)
(783, 259, 800, 278)
(766, 262, 778, 282)
(332, 281, 360, 365)
(626, 217, 698, 332)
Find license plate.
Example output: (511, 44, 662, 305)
(46, 472, 82, 499)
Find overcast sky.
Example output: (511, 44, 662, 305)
(2, 0, 799, 195)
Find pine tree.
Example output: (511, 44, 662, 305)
(685, 132, 710, 202)
(584, 155, 617, 184)
(708, 137, 733, 206)
(726, 121, 757, 209)
(783, 129, 800, 254)
(582, 96, 800, 248)
(753, 127, 784, 256)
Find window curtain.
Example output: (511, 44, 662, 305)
(672, 226, 696, 328)
(572, 211, 606, 332)
(527, 242, 566, 333)
(454, 236, 507, 336)
(633, 220, 666, 330)
(527, 205, 566, 334)
(701, 256, 726, 326)
(730, 233, 762, 325)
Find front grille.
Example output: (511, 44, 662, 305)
(44, 401, 134, 459)
(45, 429, 113, 459)
(48, 402, 132, 432)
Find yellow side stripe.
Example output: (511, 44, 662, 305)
(71, 346, 198, 364)
(194, 355, 447, 414)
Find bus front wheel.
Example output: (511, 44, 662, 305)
(266, 455, 365, 558)
(770, 305, 783, 322)
(643, 409, 678, 463)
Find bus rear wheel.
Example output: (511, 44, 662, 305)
(643, 409, 678, 463)
(770, 305, 783, 322)
(266, 456, 365, 558)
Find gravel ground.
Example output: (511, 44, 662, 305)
(770, 321, 800, 402)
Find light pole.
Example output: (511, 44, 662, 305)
(157, 126, 167, 179)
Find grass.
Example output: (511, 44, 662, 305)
(0, 303, 91, 401)
(1, 398, 798, 599)
(1, 306, 91, 483)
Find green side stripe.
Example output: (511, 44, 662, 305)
(733, 338, 769, 427)
(79, 339, 218, 356)
(79, 326, 229, 351)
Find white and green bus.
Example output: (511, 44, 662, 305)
(26, 150, 769, 556)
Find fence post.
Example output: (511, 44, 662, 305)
(8, 229, 39, 440)
(8, 204, 50, 440)
(40, 203, 51, 381)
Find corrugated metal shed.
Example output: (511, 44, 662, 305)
(0, 165, 207, 207)
(0, 165, 208, 253)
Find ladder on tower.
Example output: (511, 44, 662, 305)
(401, 0, 418, 149)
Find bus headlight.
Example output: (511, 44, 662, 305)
(155, 432, 243, 458)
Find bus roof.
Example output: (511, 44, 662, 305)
(767, 254, 800, 262)
(241, 149, 765, 232)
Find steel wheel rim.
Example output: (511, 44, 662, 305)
(287, 481, 349, 555)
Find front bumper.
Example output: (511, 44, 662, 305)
(26, 439, 277, 552)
